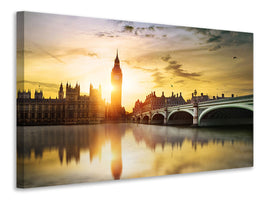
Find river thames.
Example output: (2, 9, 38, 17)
(17, 123, 253, 188)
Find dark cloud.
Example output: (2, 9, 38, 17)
(162, 55, 201, 80)
(186, 27, 211, 36)
(175, 80, 185, 84)
(155, 26, 165, 30)
(165, 63, 182, 71)
(148, 26, 155, 31)
(95, 31, 118, 38)
(169, 60, 177, 65)
(136, 27, 145, 33)
(155, 25, 181, 30)
(123, 25, 134, 33)
(95, 32, 105, 37)
(220, 30, 231, 35)
(121, 25, 159, 37)
(222, 32, 253, 47)
(161, 55, 171, 62)
(207, 35, 221, 43)
(165, 63, 201, 79)
(186, 27, 253, 51)
(87, 52, 98, 57)
(110, 20, 133, 26)
(196, 28, 210, 35)
(144, 34, 155, 38)
(209, 45, 221, 51)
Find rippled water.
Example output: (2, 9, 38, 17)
(17, 123, 253, 188)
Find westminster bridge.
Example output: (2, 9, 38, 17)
(131, 95, 253, 126)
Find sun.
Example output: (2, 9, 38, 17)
(109, 84, 114, 93)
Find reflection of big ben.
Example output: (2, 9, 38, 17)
(110, 132, 122, 180)
(111, 50, 123, 119)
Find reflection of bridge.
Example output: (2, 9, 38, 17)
(131, 95, 253, 126)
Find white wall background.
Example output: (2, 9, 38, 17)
(0, 0, 266, 199)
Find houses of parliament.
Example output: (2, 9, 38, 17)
(17, 51, 125, 125)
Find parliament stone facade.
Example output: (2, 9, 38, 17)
(133, 91, 186, 114)
(17, 83, 105, 125)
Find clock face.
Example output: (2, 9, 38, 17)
(114, 75, 120, 80)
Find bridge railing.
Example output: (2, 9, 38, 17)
(198, 94, 253, 106)
(131, 94, 253, 116)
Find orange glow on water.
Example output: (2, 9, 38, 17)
(17, 124, 253, 187)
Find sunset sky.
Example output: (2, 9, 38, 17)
(17, 12, 253, 112)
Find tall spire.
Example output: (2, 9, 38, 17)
(115, 49, 119, 63)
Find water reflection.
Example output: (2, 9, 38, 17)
(17, 124, 253, 187)
(110, 126, 122, 180)
(17, 124, 126, 180)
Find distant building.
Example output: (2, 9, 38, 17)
(189, 92, 210, 103)
(211, 93, 235, 100)
(17, 83, 105, 125)
(187, 92, 235, 104)
(133, 91, 186, 114)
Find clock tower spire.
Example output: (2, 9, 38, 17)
(111, 49, 123, 119)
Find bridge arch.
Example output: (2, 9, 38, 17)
(151, 112, 166, 119)
(151, 112, 165, 125)
(167, 110, 194, 125)
(136, 116, 141, 123)
(141, 115, 150, 124)
(198, 104, 253, 126)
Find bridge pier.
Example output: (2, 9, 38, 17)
(164, 117, 167, 125)
(193, 103, 198, 126)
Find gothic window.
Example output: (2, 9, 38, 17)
(45, 105, 49, 111)
(25, 104, 29, 111)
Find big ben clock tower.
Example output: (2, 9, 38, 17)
(111, 50, 123, 119)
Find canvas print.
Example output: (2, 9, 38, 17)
(16, 11, 253, 188)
